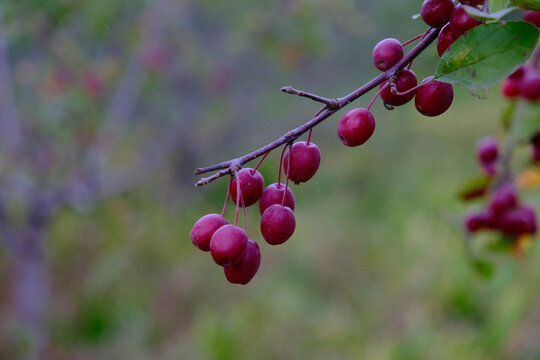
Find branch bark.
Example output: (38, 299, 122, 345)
(0, 9, 23, 158)
(194, 27, 440, 186)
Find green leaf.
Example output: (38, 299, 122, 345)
(510, 0, 540, 10)
(467, 87, 491, 99)
(490, 0, 511, 12)
(412, 13, 421, 20)
(514, 102, 540, 142)
(458, 173, 492, 201)
(472, 259, 494, 278)
(462, 5, 518, 21)
(435, 21, 539, 89)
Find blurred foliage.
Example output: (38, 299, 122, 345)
(1, 0, 540, 359)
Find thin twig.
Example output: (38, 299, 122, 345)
(194, 28, 440, 185)
(281, 86, 340, 108)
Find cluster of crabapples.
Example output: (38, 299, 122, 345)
(191, 2, 540, 283)
(190, 141, 319, 284)
(464, 130, 540, 239)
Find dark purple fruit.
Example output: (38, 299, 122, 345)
(372, 38, 404, 71)
(230, 168, 265, 207)
(415, 81, 454, 117)
(260, 204, 296, 245)
(224, 239, 261, 285)
(379, 69, 418, 106)
(259, 183, 295, 214)
(283, 141, 321, 183)
(337, 108, 375, 147)
(190, 214, 229, 251)
(210, 224, 248, 267)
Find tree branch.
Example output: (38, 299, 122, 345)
(194, 27, 440, 186)
(0, 9, 23, 157)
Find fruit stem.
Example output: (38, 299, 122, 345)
(254, 151, 270, 172)
(366, 88, 382, 111)
(391, 76, 434, 96)
(234, 171, 241, 227)
(281, 144, 292, 207)
(277, 145, 287, 185)
(221, 177, 231, 217)
(401, 33, 424, 47)
(306, 129, 313, 146)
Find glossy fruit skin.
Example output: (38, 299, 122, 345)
(499, 205, 537, 236)
(260, 204, 296, 245)
(476, 137, 499, 164)
(501, 66, 527, 99)
(337, 108, 376, 147)
(524, 10, 540, 28)
(421, 0, 454, 28)
(224, 239, 261, 285)
(465, 212, 488, 232)
(283, 141, 321, 183)
(521, 71, 540, 102)
(379, 69, 418, 106)
(415, 81, 454, 117)
(230, 168, 265, 207)
(458, 0, 484, 5)
(489, 183, 518, 215)
(210, 225, 248, 267)
(450, 5, 482, 33)
(259, 183, 295, 214)
(190, 214, 228, 251)
(437, 23, 462, 56)
(372, 38, 404, 71)
(533, 146, 540, 162)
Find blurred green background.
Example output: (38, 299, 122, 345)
(1, 0, 540, 359)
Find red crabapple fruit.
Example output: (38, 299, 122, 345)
(372, 38, 404, 71)
(224, 239, 261, 285)
(283, 141, 321, 183)
(210, 224, 248, 267)
(259, 183, 295, 214)
(421, 0, 454, 28)
(190, 213, 229, 251)
(379, 69, 418, 106)
(337, 108, 375, 147)
(260, 204, 296, 245)
(230, 168, 265, 206)
(414, 81, 454, 117)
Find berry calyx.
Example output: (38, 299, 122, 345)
(230, 168, 265, 206)
(210, 224, 248, 267)
(524, 10, 540, 28)
(259, 183, 295, 214)
(337, 108, 376, 147)
(450, 5, 482, 33)
(421, 0, 454, 28)
(224, 239, 261, 285)
(260, 204, 296, 245)
(414, 80, 454, 117)
(476, 137, 499, 164)
(190, 214, 229, 251)
(283, 141, 321, 183)
(372, 38, 404, 71)
(437, 23, 462, 56)
(379, 69, 418, 106)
